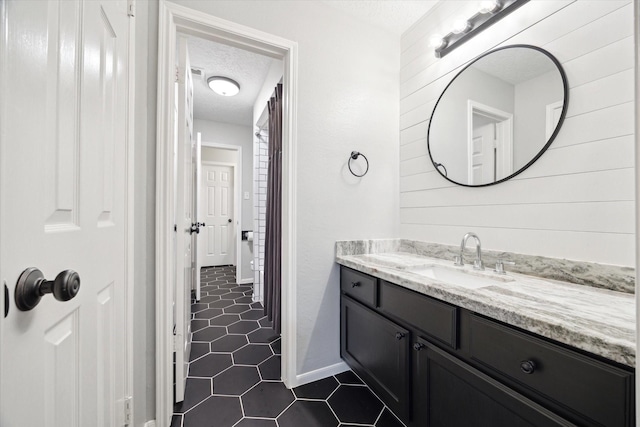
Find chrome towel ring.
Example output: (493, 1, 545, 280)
(348, 151, 369, 177)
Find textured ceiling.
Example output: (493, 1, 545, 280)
(472, 48, 558, 85)
(320, 0, 438, 35)
(187, 36, 277, 125)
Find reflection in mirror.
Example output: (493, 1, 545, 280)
(428, 45, 567, 187)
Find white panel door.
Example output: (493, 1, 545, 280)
(174, 36, 193, 403)
(471, 123, 496, 184)
(200, 164, 235, 267)
(1, 1, 129, 426)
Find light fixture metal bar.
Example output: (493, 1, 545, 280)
(435, 0, 530, 58)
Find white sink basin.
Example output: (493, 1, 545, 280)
(401, 264, 514, 290)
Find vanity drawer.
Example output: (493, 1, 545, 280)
(469, 315, 634, 427)
(340, 267, 377, 306)
(379, 280, 457, 348)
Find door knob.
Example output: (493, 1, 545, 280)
(15, 268, 81, 311)
(228, 218, 232, 223)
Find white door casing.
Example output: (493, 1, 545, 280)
(200, 163, 235, 267)
(174, 36, 194, 403)
(193, 133, 202, 301)
(1, 1, 130, 426)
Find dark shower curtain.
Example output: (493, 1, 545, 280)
(264, 83, 283, 333)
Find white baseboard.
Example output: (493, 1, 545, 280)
(290, 361, 350, 388)
(238, 278, 253, 285)
(143, 421, 156, 427)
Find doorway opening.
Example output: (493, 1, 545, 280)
(156, 2, 298, 425)
(467, 100, 513, 185)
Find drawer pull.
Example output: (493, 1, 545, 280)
(520, 360, 536, 374)
(351, 281, 361, 288)
(413, 342, 425, 351)
(396, 332, 406, 340)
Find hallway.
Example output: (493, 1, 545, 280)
(171, 266, 405, 427)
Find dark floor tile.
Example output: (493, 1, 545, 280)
(171, 414, 182, 427)
(192, 326, 227, 342)
(328, 385, 383, 425)
(221, 292, 245, 300)
(270, 338, 281, 355)
(210, 334, 248, 353)
(199, 295, 221, 303)
(233, 344, 273, 365)
(247, 328, 279, 344)
(209, 314, 241, 326)
(241, 309, 267, 321)
(227, 320, 260, 334)
(213, 366, 261, 395)
(183, 396, 242, 427)
(223, 304, 251, 314)
(218, 283, 237, 289)
(235, 296, 254, 303)
(194, 308, 224, 319)
(258, 355, 281, 381)
(208, 288, 231, 296)
(189, 353, 232, 378)
(189, 342, 210, 361)
(233, 419, 276, 427)
(277, 400, 338, 427)
(209, 299, 234, 309)
(251, 302, 263, 309)
(376, 408, 406, 427)
(335, 370, 363, 385)
(293, 376, 339, 400)
(174, 378, 211, 413)
(242, 381, 295, 418)
(191, 319, 209, 333)
(191, 303, 209, 313)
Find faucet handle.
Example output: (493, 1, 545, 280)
(453, 255, 463, 266)
(494, 259, 515, 274)
(473, 259, 485, 271)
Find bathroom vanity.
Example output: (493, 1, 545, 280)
(337, 242, 635, 427)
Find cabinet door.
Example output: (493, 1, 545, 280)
(413, 338, 575, 427)
(341, 296, 410, 419)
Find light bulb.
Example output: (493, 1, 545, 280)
(451, 17, 471, 34)
(429, 35, 445, 49)
(479, 0, 501, 14)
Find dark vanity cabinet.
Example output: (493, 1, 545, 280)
(339, 266, 635, 427)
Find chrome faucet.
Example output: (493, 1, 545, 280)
(454, 232, 484, 270)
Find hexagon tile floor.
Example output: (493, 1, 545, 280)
(171, 265, 406, 427)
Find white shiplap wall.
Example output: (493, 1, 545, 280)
(399, 0, 635, 266)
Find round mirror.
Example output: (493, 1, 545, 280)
(427, 45, 568, 187)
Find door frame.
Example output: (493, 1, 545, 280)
(200, 142, 242, 282)
(155, 2, 299, 425)
(467, 100, 513, 184)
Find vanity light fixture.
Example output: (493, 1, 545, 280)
(433, 0, 529, 58)
(207, 76, 240, 97)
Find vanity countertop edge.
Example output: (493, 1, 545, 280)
(336, 251, 635, 368)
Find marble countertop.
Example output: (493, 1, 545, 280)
(336, 251, 636, 367)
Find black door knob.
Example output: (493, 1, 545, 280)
(15, 268, 81, 311)
(228, 218, 232, 223)
(190, 223, 200, 234)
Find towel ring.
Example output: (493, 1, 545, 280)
(348, 151, 369, 177)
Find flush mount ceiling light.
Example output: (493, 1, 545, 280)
(207, 76, 240, 96)
(432, 0, 528, 58)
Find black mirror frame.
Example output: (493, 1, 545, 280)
(427, 44, 569, 188)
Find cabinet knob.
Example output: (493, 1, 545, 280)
(351, 281, 360, 288)
(395, 332, 406, 340)
(520, 360, 536, 374)
(413, 342, 425, 351)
